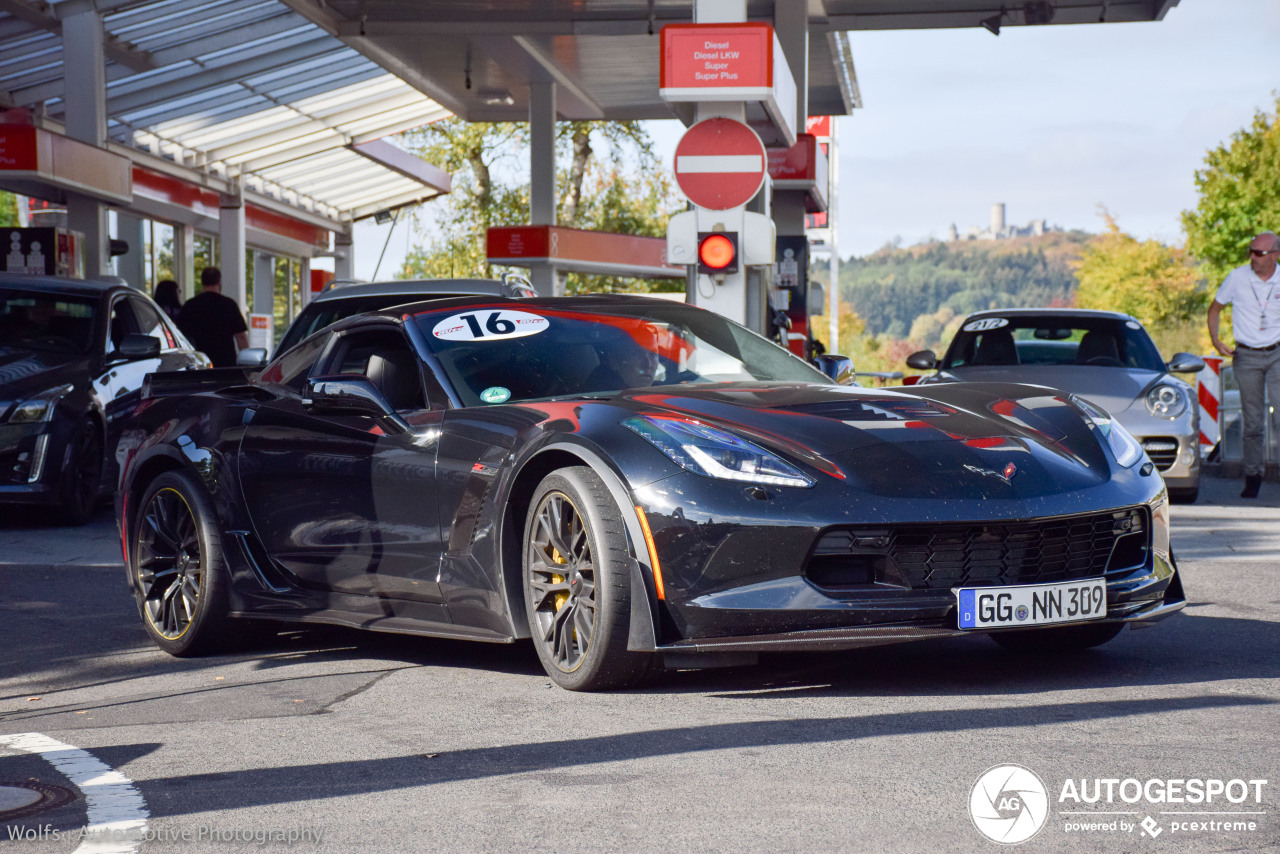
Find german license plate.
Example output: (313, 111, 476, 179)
(955, 578, 1107, 630)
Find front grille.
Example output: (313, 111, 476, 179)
(809, 507, 1148, 591)
(1142, 437, 1179, 471)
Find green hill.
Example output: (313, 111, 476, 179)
(840, 231, 1093, 340)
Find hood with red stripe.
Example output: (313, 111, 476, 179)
(614, 381, 1113, 498)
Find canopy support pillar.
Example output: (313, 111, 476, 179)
(219, 183, 248, 310)
(61, 1, 110, 278)
(528, 81, 561, 296)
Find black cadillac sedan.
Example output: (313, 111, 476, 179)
(0, 275, 208, 524)
(116, 296, 1184, 690)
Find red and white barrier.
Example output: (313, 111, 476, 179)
(1196, 355, 1223, 455)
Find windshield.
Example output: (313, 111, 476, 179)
(942, 315, 1166, 372)
(0, 288, 97, 354)
(413, 301, 833, 405)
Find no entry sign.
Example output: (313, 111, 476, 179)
(673, 117, 766, 210)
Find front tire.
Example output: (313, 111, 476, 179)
(523, 467, 653, 691)
(1168, 486, 1199, 504)
(58, 420, 102, 526)
(131, 470, 234, 656)
(990, 621, 1124, 653)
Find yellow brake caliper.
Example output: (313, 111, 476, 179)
(551, 547, 568, 612)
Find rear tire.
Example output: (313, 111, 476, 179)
(131, 470, 235, 656)
(990, 621, 1124, 654)
(58, 420, 102, 526)
(523, 467, 654, 691)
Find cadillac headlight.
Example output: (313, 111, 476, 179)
(623, 415, 815, 488)
(1071, 395, 1144, 468)
(1145, 383, 1188, 419)
(7, 384, 73, 424)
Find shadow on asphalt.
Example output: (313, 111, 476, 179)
(3, 580, 1277, 710)
(85, 691, 1273, 820)
(3, 525, 1277, 715)
(0, 503, 114, 529)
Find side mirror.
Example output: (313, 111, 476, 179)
(905, 349, 938, 371)
(113, 333, 160, 360)
(237, 347, 268, 368)
(304, 376, 407, 433)
(1167, 352, 1206, 374)
(814, 354, 857, 386)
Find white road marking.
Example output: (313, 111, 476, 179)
(0, 732, 148, 854)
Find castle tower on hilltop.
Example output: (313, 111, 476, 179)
(954, 203, 1058, 242)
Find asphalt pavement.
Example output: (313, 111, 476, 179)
(0, 475, 1276, 853)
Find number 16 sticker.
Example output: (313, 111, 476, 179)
(432, 310, 549, 341)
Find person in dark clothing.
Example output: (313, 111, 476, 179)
(153, 279, 182, 321)
(585, 329, 660, 391)
(177, 267, 248, 368)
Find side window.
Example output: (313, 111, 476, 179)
(329, 328, 426, 412)
(108, 298, 138, 350)
(270, 334, 329, 393)
(128, 297, 175, 348)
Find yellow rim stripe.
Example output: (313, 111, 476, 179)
(139, 487, 199, 640)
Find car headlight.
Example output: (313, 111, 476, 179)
(7, 384, 73, 424)
(1070, 395, 1144, 468)
(623, 415, 815, 488)
(1145, 383, 1187, 419)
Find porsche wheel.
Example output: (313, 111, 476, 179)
(990, 621, 1124, 654)
(132, 470, 234, 656)
(523, 467, 653, 691)
(58, 420, 102, 526)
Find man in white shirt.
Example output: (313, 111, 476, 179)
(1208, 231, 1280, 498)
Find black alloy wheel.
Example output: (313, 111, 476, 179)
(133, 470, 234, 656)
(58, 420, 102, 525)
(523, 467, 655, 691)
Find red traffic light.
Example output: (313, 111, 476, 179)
(697, 232, 738, 274)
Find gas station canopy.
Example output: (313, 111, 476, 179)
(0, 0, 453, 226)
(278, 0, 1178, 123)
(0, 0, 1181, 229)
(0, 0, 1179, 299)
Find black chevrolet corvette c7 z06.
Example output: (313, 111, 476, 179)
(116, 295, 1184, 690)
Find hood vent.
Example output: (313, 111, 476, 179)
(781, 398, 955, 423)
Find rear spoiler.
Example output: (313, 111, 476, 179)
(142, 367, 257, 400)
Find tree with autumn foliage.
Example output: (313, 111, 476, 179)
(397, 118, 682, 292)
(1182, 95, 1280, 288)
(1074, 211, 1208, 354)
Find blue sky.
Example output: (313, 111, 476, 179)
(351, 0, 1279, 276)
(830, 0, 1279, 255)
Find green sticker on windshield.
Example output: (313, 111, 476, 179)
(480, 386, 511, 404)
